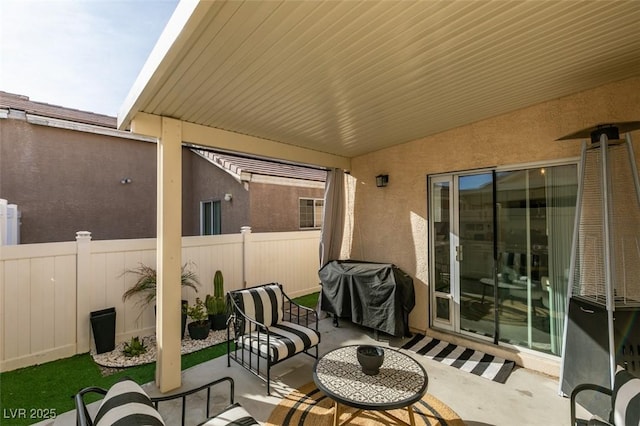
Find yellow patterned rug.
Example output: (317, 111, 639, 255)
(266, 382, 465, 426)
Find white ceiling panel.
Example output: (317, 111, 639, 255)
(119, 0, 640, 158)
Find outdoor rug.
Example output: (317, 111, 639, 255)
(402, 334, 514, 383)
(266, 382, 465, 426)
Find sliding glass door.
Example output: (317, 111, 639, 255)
(458, 173, 496, 339)
(429, 164, 577, 355)
(495, 168, 550, 350)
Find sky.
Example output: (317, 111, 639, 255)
(0, 0, 178, 117)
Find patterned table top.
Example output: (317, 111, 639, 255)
(312, 345, 428, 410)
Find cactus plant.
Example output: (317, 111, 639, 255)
(205, 294, 216, 315)
(212, 270, 225, 314)
(208, 270, 227, 330)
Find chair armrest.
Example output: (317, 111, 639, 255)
(73, 387, 107, 426)
(282, 293, 318, 330)
(149, 376, 235, 425)
(570, 383, 612, 425)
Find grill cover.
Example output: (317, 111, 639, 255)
(319, 260, 415, 337)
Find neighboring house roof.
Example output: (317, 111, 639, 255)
(192, 149, 327, 185)
(0, 91, 117, 128)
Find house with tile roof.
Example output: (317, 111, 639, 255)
(0, 91, 325, 244)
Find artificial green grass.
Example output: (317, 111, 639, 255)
(0, 292, 319, 425)
(292, 291, 319, 309)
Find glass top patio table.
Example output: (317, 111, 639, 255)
(313, 345, 428, 425)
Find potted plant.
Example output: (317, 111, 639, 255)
(205, 270, 227, 330)
(121, 262, 200, 339)
(186, 297, 210, 340)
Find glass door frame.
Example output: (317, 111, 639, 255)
(428, 159, 578, 355)
(429, 175, 457, 332)
(429, 170, 497, 336)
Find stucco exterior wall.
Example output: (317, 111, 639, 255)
(182, 151, 250, 235)
(0, 119, 157, 243)
(348, 76, 640, 337)
(249, 182, 325, 232)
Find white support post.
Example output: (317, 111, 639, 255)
(76, 231, 92, 354)
(156, 117, 182, 392)
(241, 226, 252, 288)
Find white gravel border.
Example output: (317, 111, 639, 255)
(91, 329, 228, 368)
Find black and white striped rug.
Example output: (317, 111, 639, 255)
(401, 334, 515, 383)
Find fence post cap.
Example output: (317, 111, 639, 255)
(76, 231, 92, 240)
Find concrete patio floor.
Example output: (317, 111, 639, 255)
(50, 316, 571, 425)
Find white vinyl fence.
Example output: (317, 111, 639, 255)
(0, 198, 21, 245)
(0, 228, 321, 372)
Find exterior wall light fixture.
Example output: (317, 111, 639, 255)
(120, 178, 132, 184)
(376, 174, 389, 188)
(224, 193, 233, 201)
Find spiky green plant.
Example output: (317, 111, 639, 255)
(121, 262, 200, 308)
(122, 336, 147, 358)
(211, 270, 226, 314)
(205, 294, 216, 315)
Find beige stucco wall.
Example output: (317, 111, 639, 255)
(348, 76, 640, 369)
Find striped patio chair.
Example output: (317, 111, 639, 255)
(227, 283, 320, 395)
(74, 376, 258, 426)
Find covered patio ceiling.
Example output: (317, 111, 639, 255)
(117, 0, 640, 392)
(118, 0, 640, 168)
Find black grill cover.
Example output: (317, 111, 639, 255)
(319, 260, 415, 337)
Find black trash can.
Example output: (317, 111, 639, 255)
(90, 307, 116, 354)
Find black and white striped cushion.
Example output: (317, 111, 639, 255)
(233, 284, 283, 333)
(199, 402, 259, 426)
(94, 378, 164, 426)
(239, 320, 320, 363)
(613, 367, 640, 426)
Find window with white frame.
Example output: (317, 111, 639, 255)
(201, 200, 221, 235)
(299, 198, 324, 229)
